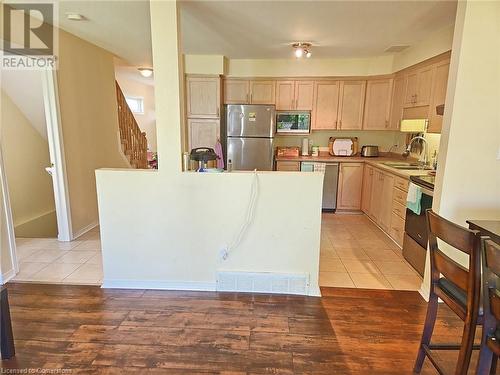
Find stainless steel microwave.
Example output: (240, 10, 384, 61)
(276, 111, 311, 134)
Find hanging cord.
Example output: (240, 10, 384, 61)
(224, 170, 259, 258)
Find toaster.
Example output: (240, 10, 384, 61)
(361, 145, 379, 157)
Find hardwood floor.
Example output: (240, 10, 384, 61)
(1, 283, 479, 374)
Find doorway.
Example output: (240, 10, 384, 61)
(1, 68, 102, 284)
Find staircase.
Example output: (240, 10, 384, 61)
(115, 81, 148, 169)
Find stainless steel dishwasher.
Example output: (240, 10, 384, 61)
(322, 163, 339, 211)
(301, 162, 339, 211)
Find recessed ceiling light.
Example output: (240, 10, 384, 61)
(138, 68, 153, 78)
(66, 13, 86, 21)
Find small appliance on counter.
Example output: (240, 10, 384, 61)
(360, 145, 379, 157)
(328, 137, 358, 156)
(190, 147, 218, 171)
(276, 146, 300, 157)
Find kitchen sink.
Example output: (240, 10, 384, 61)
(382, 162, 432, 170)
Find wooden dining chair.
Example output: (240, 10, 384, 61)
(476, 239, 500, 375)
(414, 209, 483, 375)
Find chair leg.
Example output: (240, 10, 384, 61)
(476, 315, 496, 375)
(414, 293, 439, 373)
(454, 312, 480, 375)
(490, 355, 498, 375)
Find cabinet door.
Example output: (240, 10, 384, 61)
(379, 172, 395, 231)
(416, 65, 434, 106)
(389, 75, 405, 130)
(312, 81, 340, 130)
(186, 77, 220, 118)
(369, 169, 383, 222)
(427, 60, 450, 133)
(250, 80, 275, 104)
(338, 81, 366, 130)
(403, 72, 418, 107)
(224, 79, 249, 104)
(363, 78, 394, 130)
(188, 119, 219, 150)
(275, 161, 300, 171)
(361, 165, 374, 214)
(337, 163, 364, 210)
(276, 81, 295, 110)
(295, 81, 314, 110)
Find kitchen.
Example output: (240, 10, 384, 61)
(183, 46, 450, 291)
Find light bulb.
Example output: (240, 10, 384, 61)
(306, 51, 312, 58)
(295, 48, 303, 58)
(138, 68, 153, 77)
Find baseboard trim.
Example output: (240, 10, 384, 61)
(418, 282, 430, 302)
(71, 221, 98, 241)
(308, 284, 322, 297)
(0, 269, 16, 285)
(102, 279, 217, 291)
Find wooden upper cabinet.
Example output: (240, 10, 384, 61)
(427, 59, 450, 133)
(312, 81, 340, 130)
(363, 78, 394, 130)
(224, 79, 250, 104)
(249, 81, 275, 104)
(186, 76, 220, 118)
(188, 118, 219, 150)
(361, 165, 374, 214)
(295, 81, 314, 110)
(337, 162, 364, 210)
(389, 75, 405, 130)
(404, 65, 434, 108)
(338, 80, 366, 130)
(276, 81, 295, 110)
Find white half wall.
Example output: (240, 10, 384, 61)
(95, 1, 324, 296)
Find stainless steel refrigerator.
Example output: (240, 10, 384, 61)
(224, 104, 275, 171)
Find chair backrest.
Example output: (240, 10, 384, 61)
(426, 209, 482, 318)
(483, 239, 500, 322)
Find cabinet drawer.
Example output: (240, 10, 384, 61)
(392, 200, 407, 219)
(275, 161, 300, 171)
(394, 176, 409, 192)
(393, 187, 407, 206)
(390, 213, 405, 247)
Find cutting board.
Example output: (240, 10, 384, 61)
(328, 137, 359, 156)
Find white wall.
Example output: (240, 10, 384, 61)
(420, 0, 500, 296)
(1, 90, 57, 237)
(115, 68, 157, 151)
(96, 1, 323, 295)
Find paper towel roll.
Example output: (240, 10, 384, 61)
(302, 138, 309, 156)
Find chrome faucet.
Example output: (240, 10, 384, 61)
(403, 136, 428, 166)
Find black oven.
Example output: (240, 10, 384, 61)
(403, 176, 435, 275)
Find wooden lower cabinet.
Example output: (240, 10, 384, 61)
(337, 163, 364, 210)
(361, 165, 374, 213)
(275, 161, 300, 171)
(390, 212, 405, 246)
(378, 172, 394, 231)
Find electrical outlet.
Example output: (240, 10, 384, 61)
(219, 247, 229, 261)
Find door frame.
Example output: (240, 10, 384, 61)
(41, 68, 73, 242)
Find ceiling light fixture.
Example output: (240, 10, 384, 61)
(292, 42, 312, 59)
(138, 68, 153, 78)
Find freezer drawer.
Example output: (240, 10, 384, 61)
(322, 163, 339, 211)
(227, 137, 274, 171)
(226, 105, 275, 137)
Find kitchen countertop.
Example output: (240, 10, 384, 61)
(275, 153, 434, 179)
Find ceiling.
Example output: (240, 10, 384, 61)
(180, 0, 458, 59)
(42, 1, 456, 67)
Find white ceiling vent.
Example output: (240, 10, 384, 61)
(217, 271, 309, 295)
(385, 45, 410, 53)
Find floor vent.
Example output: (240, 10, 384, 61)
(216, 271, 309, 295)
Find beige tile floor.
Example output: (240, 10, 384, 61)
(13, 226, 103, 285)
(320, 213, 423, 291)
